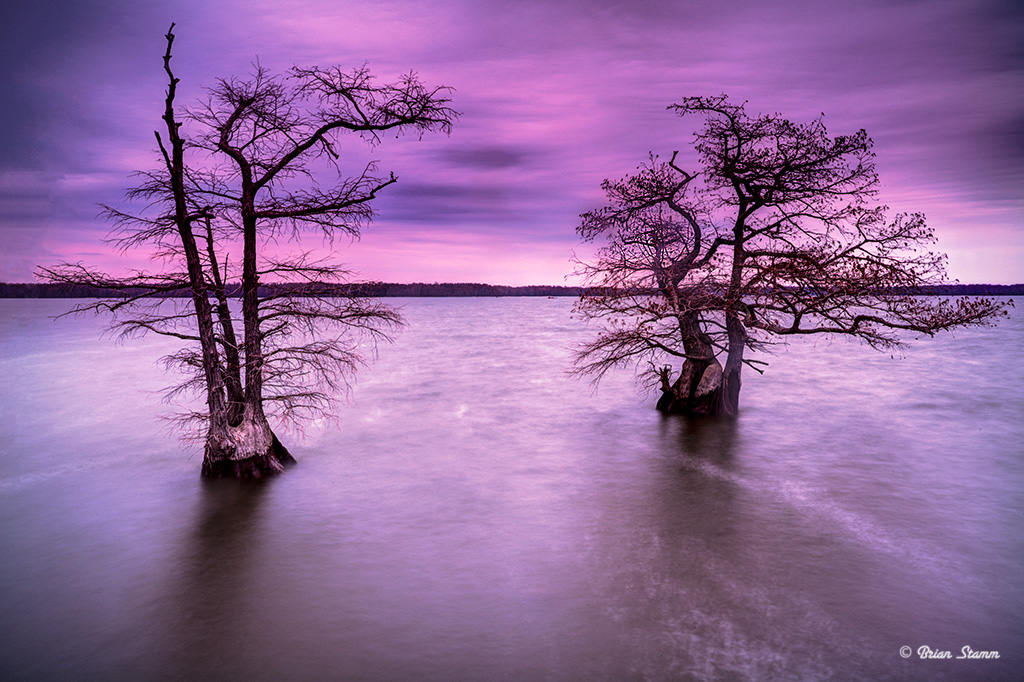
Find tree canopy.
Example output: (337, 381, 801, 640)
(573, 95, 1010, 416)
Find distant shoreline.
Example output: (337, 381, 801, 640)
(1, 282, 1021, 298)
(0, 282, 583, 298)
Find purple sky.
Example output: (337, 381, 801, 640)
(1, 0, 1022, 285)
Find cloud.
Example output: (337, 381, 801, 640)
(439, 146, 534, 170)
(379, 182, 517, 224)
(0, 172, 55, 221)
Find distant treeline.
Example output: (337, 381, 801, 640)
(1, 282, 1021, 299)
(0, 282, 585, 298)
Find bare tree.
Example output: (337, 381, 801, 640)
(573, 95, 1010, 416)
(40, 25, 456, 477)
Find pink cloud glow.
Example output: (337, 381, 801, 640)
(1, 0, 1021, 285)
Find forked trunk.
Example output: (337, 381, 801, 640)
(199, 174, 294, 478)
(656, 311, 741, 416)
(201, 201, 296, 478)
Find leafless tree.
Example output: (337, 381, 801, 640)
(40, 25, 456, 477)
(573, 95, 1009, 416)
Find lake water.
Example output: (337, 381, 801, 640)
(0, 297, 1021, 681)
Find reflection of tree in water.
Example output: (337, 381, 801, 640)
(667, 416, 737, 461)
(157, 480, 272, 681)
(594, 417, 889, 681)
(649, 415, 741, 546)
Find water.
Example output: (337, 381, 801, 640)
(1, 297, 1021, 681)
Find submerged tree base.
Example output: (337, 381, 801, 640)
(656, 359, 740, 417)
(201, 431, 296, 479)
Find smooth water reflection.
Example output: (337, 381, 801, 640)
(1, 298, 1021, 681)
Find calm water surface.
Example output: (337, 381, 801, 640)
(1, 297, 1021, 681)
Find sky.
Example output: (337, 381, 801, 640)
(1, 0, 1022, 285)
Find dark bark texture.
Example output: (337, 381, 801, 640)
(202, 424, 294, 478)
(656, 357, 726, 415)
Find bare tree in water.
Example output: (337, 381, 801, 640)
(40, 25, 457, 477)
(573, 95, 1009, 416)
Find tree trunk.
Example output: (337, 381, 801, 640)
(201, 404, 295, 478)
(198, 179, 297, 478)
(656, 356, 730, 415)
(656, 311, 740, 416)
(715, 311, 746, 417)
(203, 215, 246, 426)
(204, 195, 293, 478)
